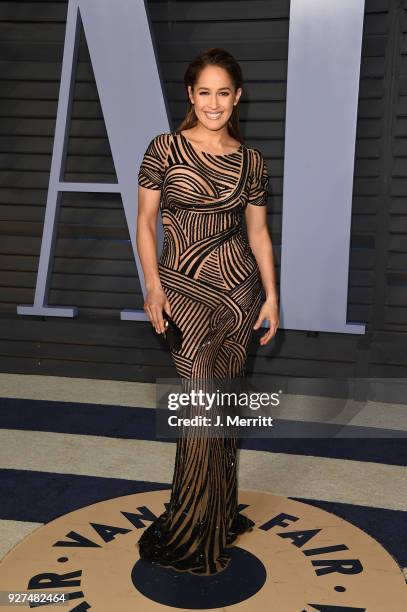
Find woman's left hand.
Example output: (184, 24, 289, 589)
(253, 299, 280, 345)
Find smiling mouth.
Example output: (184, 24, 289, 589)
(204, 111, 223, 120)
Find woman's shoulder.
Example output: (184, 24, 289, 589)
(142, 132, 173, 163)
(146, 131, 173, 148)
(245, 145, 267, 173)
(245, 144, 265, 160)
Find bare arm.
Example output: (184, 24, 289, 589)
(136, 185, 171, 334)
(245, 205, 279, 344)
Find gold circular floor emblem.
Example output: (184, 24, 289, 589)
(0, 490, 405, 611)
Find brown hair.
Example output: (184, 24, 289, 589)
(176, 47, 243, 143)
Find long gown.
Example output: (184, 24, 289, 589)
(136, 130, 269, 575)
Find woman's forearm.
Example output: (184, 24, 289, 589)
(136, 220, 162, 291)
(248, 227, 279, 304)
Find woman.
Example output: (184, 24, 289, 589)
(136, 47, 279, 575)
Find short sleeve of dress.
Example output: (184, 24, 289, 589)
(138, 133, 170, 190)
(248, 149, 269, 206)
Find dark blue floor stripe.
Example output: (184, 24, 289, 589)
(0, 397, 406, 465)
(0, 469, 405, 574)
(0, 468, 170, 523)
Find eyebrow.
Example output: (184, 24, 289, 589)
(197, 87, 232, 91)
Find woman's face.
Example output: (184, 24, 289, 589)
(187, 65, 242, 131)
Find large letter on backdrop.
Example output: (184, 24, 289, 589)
(17, 0, 170, 321)
(18, 0, 366, 334)
(280, 0, 366, 333)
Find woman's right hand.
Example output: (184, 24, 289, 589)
(144, 286, 172, 335)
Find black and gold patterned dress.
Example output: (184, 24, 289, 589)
(137, 130, 269, 575)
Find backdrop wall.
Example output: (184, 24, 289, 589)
(0, 0, 406, 382)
